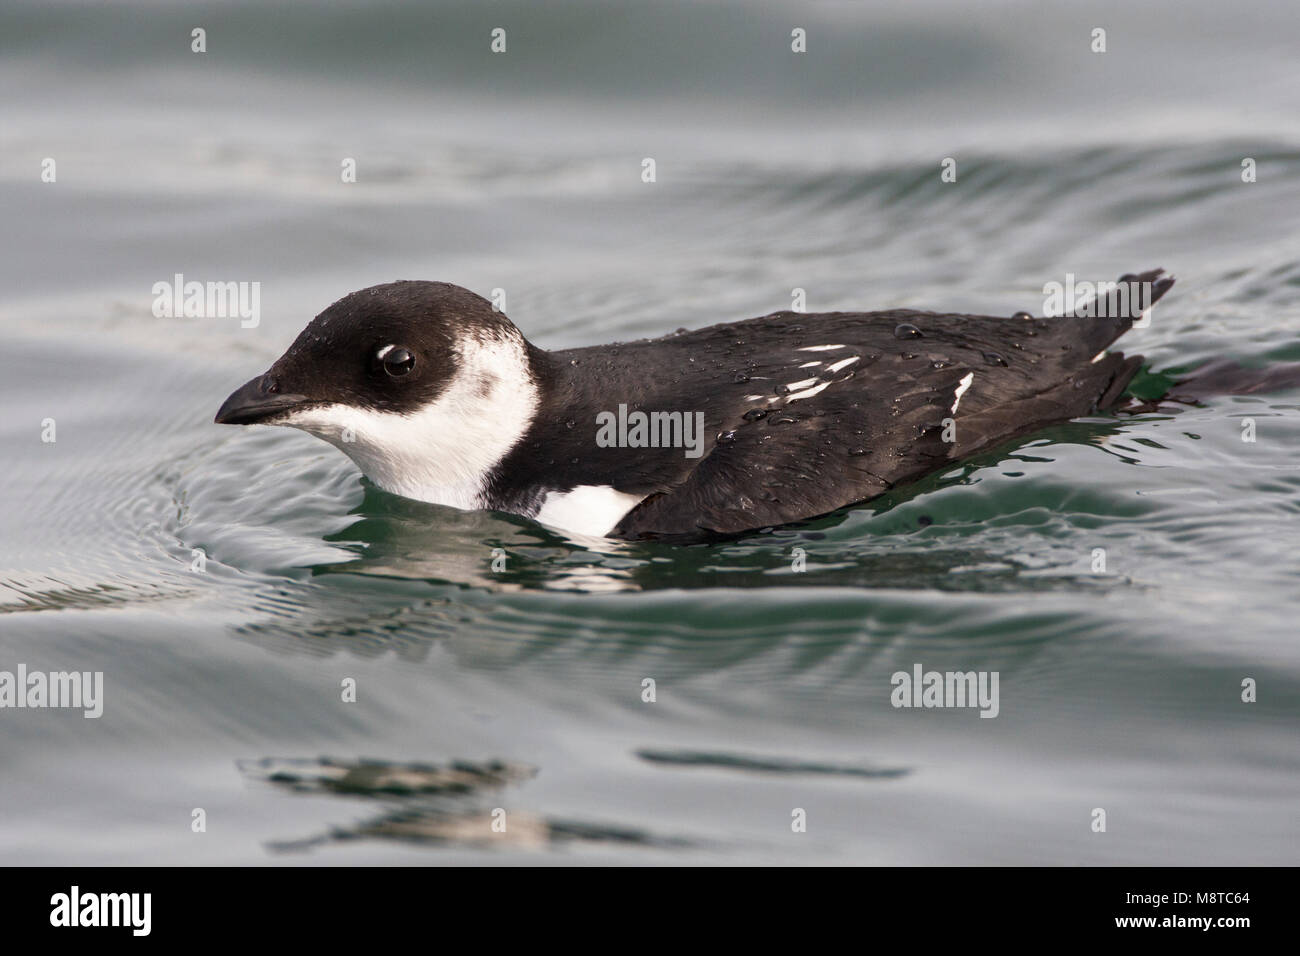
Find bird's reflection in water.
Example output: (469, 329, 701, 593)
(240, 757, 694, 853)
(311, 484, 644, 593)
(297, 436, 1152, 597)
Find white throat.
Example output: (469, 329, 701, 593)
(282, 333, 538, 510)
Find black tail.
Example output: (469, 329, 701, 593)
(1108, 268, 1176, 320)
(1052, 269, 1300, 404)
(1065, 267, 1175, 354)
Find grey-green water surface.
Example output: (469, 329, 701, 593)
(1, 0, 1297, 864)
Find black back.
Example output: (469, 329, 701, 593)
(489, 270, 1174, 536)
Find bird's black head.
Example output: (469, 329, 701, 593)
(215, 281, 523, 426)
(214, 281, 544, 507)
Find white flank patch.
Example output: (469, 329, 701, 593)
(796, 344, 845, 352)
(951, 372, 974, 413)
(281, 331, 538, 511)
(824, 355, 860, 374)
(798, 360, 822, 369)
(784, 377, 819, 391)
(535, 485, 646, 537)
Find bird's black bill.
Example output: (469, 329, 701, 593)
(214, 376, 313, 425)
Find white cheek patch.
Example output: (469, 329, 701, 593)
(281, 333, 538, 511)
(535, 485, 646, 537)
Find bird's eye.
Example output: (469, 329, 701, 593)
(379, 345, 416, 377)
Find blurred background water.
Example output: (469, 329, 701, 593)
(1, 0, 1298, 864)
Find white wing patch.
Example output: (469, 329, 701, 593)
(535, 485, 646, 537)
(951, 372, 975, 413)
(772, 354, 860, 403)
(787, 379, 833, 401)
